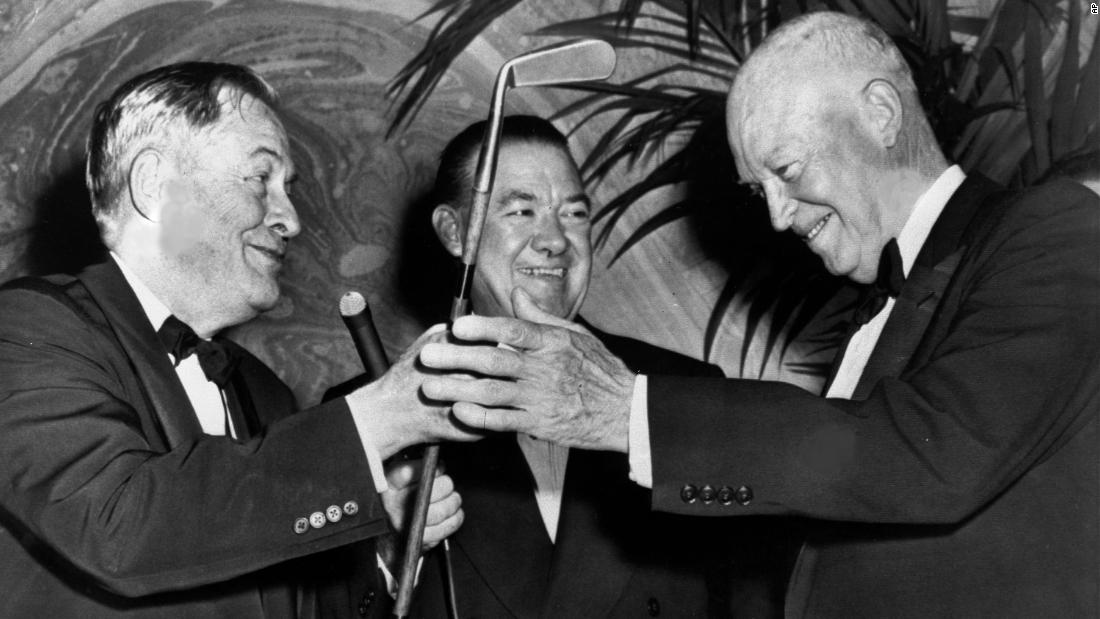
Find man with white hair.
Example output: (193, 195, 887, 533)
(0, 62, 476, 617)
(418, 12, 1100, 617)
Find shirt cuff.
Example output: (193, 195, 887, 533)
(627, 374, 654, 489)
(377, 553, 425, 598)
(350, 408, 390, 493)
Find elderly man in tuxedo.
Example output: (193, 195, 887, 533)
(391, 115, 784, 618)
(418, 12, 1100, 618)
(0, 62, 477, 618)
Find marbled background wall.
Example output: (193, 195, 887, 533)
(0, 0, 831, 406)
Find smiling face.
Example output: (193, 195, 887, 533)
(436, 140, 592, 319)
(162, 90, 300, 327)
(728, 77, 895, 284)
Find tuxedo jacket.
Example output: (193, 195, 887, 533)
(409, 327, 787, 618)
(647, 176, 1100, 617)
(0, 260, 389, 618)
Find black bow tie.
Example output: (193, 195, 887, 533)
(852, 238, 905, 326)
(157, 316, 240, 387)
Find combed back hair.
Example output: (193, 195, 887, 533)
(733, 11, 942, 173)
(748, 11, 917, 100)
(85, 61, 278, 237)
(431, 115, 575, 212)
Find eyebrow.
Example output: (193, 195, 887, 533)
(566, 193, 591, 209)
(496, 189, 591, 209)
(251, 146, 296, 182)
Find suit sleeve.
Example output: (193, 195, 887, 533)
(649, 183, 1100, 524)
(0, 289, 390, 597)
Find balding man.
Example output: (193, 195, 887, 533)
(0, 62, 475, 618)
(418, 12, 1100, 617)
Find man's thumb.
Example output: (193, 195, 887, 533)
(511, 288, 582, 331)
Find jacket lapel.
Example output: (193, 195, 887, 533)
(77, 260, 203, 446)
(850, 174, 1001, 400)
(448, 436, 554, 617)
(541, 450, 636, 619)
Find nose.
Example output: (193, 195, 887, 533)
(266, 188, 301, 239)
(531, 212, 568, 256)
(764, 180, 795, 232)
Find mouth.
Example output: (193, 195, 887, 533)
(517, 266, 567, 279)
(800, 213, 832, 243)
(249, 244, 286, 265)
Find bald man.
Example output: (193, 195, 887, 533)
(418, 12, 1100, 618)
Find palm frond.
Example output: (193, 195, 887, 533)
(1068, 16, 1099, 147)
(607, 201, 691, 264)
(1049, 0, 1080, 160)
(385, 0, 522, 137)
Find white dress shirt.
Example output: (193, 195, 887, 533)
(516, 434, 569, 542)
(111, 253, 234, 437)
(113, 252, 388, 490)
(627, 166, 968, 487)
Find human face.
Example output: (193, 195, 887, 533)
(727, 80, 892, 284)
(469, 141, 591, 319)
(164, 91, 299, 327)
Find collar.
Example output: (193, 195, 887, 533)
(895, 165, 966, 276)
(110, 251, 172, 332)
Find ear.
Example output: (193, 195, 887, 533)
(861, 79, 904, 149)
(127, 148, 169, 223)
(431, 204, 465, 258)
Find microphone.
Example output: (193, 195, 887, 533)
(340, 291, 389, 379)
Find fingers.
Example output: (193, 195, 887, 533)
(421, 474, 462, 550)
(422, 503, 464, 550)
(428, 471, 455, 501)
(511, 288, 586, 333)
(420, 341, 523, 377)
(422, 375, 518, 408)
(449, 314, 549, 350)
(452, 401, 532, 434)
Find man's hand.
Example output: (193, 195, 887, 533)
(345, 325, 484, 461)
(420, 288, 635, 452)
(376, 459, 463, 577)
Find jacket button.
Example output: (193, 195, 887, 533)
(717, 485, 735, 505)
(326, 505, 343, 523)
(358, 591, 374, 616)
(699, 484, 717, 504)
(309, 511, 326, 529)
(647, 596, 661, 616)
(293, 517, 309, 535)
(734, 485, 754, 506)
(344, 500, 359, 516)
(679, 484, 698, 504)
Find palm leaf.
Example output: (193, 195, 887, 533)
(1068, 18, 1100, 145)
(1049, 0, 1080, 160)
(607, 201, 692, 265)
(1022, 3, 1051, 175)
(385, 0, 522, 137)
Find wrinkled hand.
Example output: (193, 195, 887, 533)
(346, 325, 484, 461)
(420, 288, 635, 452)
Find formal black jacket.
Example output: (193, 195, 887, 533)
(648, 176, 1100, 617)
(0, 260, 389, 618)
(408, 324, 788, 618)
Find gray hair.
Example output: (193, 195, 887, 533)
(85, 61, 278, 241)
(732, 11, 942, 173)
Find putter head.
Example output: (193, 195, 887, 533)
(505, 39, 616, 88)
